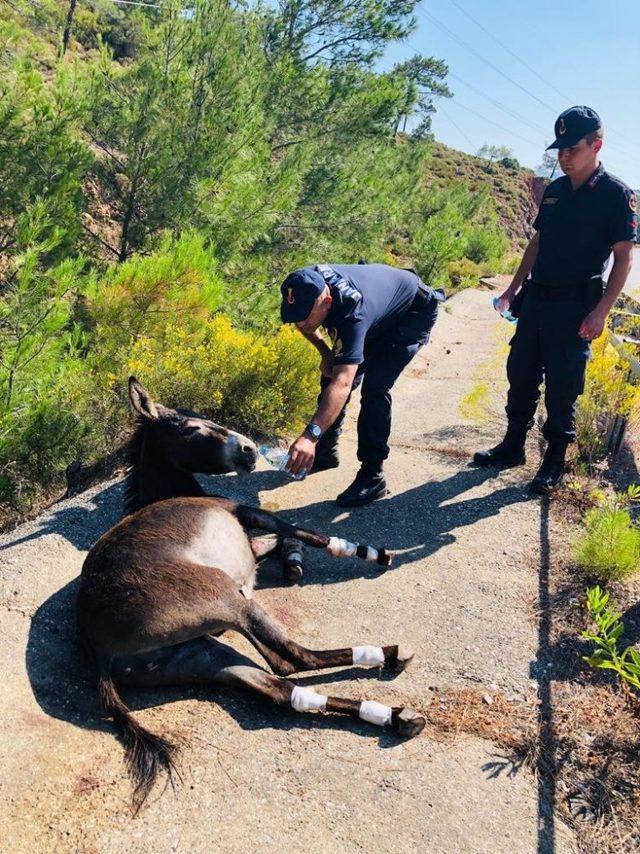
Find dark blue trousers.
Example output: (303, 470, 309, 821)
(505, 287, 593, 444)
(316, 292, 440, 465)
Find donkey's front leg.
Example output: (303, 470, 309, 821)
(235, 504, 392, 569)
(239, 598, 414, 676)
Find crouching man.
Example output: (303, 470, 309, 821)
(279, 263, 442, 507)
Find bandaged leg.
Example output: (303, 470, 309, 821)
(290, 685, 328, 713)
(359, 700, 393, 727)
(352, 645, 385, 666)
(242, 597, 413, 676)
(326, 536, 391, 567)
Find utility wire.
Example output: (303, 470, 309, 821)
(446, 0, 570, 102)
(449, 72, 549, 136)
(437, 103, 477, 149)
(417, 7, 561, 114)
(414, 7, 637, 163)
(439, 0, 639, 157)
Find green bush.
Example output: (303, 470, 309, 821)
(575, 334, 640, 462)
(127, 315, 318, 435)
(0, 389, 92, 509)
(446, 257, 483, 294)
(86, 232, 225, 368)
(465, 217, 509, 267)
(574, 486, 640, 582)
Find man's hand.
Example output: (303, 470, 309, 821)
(579, 307, 607, 341)
(287, 434, 316, 476)
(320, 352, 334, 378)
(494, 290, 514, 315)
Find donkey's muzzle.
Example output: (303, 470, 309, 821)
(230, 434, 258, 473)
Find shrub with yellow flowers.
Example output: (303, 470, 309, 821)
(127, 315, 318, 435)
(575, 334, 640, 462)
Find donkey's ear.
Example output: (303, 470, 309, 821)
(128, 376, 159, 421)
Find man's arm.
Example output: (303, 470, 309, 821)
(579, 241, 635, 340)
(297, 327, 334, 377)
(287, 364, 358, 475)
(496, 232, 540, 311)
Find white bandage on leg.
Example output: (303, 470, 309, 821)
(352, 645, 385, 667)
(327, 536, 358, 558)
(290, 685, 328, 713)
(359, 700, 393, 727)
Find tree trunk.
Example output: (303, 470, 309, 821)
(60, 0, 78, 57)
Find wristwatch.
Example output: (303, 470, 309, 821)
(304, 422, 323, 442)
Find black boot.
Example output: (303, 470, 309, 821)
(473, 425, 527, 468)
(336, 462, 388, 507)
(529, 442, 567, 495)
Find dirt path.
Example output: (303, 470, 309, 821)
(0, 289, 576, 853)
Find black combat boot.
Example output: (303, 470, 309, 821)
(529, 442, 567, 495)
(473, 424, 527, 468)
(336, 462, 388, 507)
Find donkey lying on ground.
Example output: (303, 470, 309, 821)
(77, 379, 425, 808)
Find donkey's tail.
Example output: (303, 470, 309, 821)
(97, 668, 179, 811)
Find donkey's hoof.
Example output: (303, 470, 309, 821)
(284, 563, 303, 584)
(392, 708, 425, 739)
(391, 646, 415, 673)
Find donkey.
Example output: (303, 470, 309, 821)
(77, 381, 425, 808)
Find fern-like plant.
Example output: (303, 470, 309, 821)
(574, 486, 640, 581)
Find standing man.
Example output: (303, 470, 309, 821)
(474, 106, 637, 494)
(279, 263, 442, 506)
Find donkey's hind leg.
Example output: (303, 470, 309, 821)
(239, 597, 414, 677)
(215, 665, 425, 738)
(114, 637, 423, 739)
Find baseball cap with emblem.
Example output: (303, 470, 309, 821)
(280, 268, 327, 322)
(546, 105, 602, 150)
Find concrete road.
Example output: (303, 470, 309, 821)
(0, 289, 576, 853)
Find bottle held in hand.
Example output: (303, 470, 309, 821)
(259, 446, 307, 480)
(492, 296, 517, 324)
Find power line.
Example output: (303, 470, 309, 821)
(445, 0, 570, 103)
(440, 0, 639, 157)
(437, 103, 477, 149)
(415, 6, 638, 163)
(417, 7, 561, 114)
(405, 37, 545, 154)
(444, 99, 544, 150)
(449, 72, 549, 136)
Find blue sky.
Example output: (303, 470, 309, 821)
(381, 0, 640, 187)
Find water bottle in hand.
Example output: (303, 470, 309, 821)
(492, 296, 517, 324)
(259, 446, 307, 480)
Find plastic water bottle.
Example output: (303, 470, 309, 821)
(259, 446, 307, 480)
(493, 296, 517, 324)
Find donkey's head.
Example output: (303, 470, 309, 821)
(128, 377, 258, 476)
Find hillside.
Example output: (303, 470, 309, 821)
(424, 142, 544, 248)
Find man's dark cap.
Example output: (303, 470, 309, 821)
(280, 268, 326, 322)
(546, 106, 602, 150)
